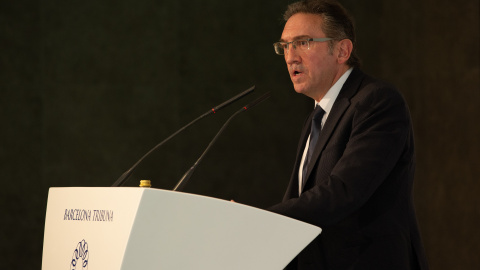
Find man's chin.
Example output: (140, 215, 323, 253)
(293, 84, 308, 95)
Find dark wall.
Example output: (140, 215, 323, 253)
(1, 0, 478, 269)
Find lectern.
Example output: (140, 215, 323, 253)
(42, 187, 321, 269)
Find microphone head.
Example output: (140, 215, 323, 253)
(212, 85, 255, 112)
(244, 91, 271, 111)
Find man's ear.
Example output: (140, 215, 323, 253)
(336, 39, 353, 64)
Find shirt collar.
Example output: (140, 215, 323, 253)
(316, 67, 353, 116)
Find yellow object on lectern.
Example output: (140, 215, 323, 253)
(139, 180, 151, 188)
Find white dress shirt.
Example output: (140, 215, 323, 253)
(298, 68, 353, 194)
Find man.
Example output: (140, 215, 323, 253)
(268, 1, 429, 269)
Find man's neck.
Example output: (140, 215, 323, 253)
(314, 65, 351, 102)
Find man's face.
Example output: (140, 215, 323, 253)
(281, 13, 340, 101)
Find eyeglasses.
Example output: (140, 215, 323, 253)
(273, 38, 333, 55)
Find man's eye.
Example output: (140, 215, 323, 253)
(299, 40, 308, 46)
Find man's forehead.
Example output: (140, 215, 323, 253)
(280, 13, 325, 41)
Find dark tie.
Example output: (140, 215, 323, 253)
(302, 105, 325, 189)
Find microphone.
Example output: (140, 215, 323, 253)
(173, 91, 271, 192)
(111, 85, 255, 187)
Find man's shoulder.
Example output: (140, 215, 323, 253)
(347, 69, 403, 102)
(348, 69, 395, 90)
(335, 69, 407, 115)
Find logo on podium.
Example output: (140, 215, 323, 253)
(70, 239, 89, 270)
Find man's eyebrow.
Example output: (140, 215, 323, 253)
(279, 35, 312, 42)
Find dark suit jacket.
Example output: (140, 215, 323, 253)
(269, 69, 429, 270)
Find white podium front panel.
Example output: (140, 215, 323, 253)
(42, 187, 144, 270)
(42, 187, 321, 270)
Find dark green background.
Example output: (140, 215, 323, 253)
(1, 0, 479, 269)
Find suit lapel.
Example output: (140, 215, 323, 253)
(302, 69, 365, 189)
(283, 109, 317, 200)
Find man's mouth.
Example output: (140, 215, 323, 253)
(292, 70, 302, 77)
(290, 65, 303, 76)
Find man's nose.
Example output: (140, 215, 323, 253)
(285, 47, 301, 65)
